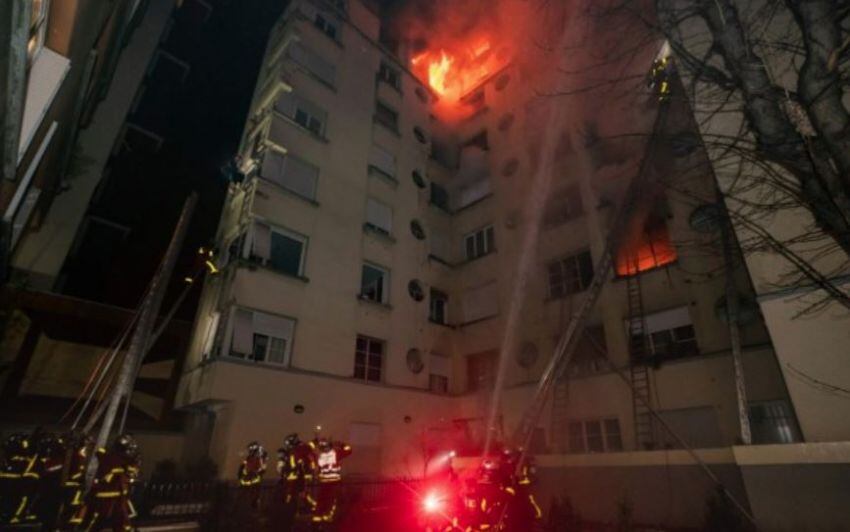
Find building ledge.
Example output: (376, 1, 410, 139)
(18, 48, 70, 165)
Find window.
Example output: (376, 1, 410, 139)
(354, 335, 383, 382)
(429, 354, 449, 393)
(374, 100, 399, 132)
(275, 92, 327, 137)
(288, 42, 336, 86)
(749, 400, 800, 444)
(28, 0, 49, 65)
(616, 199, 676, 276)
(548, 251, 594, 298)
(230, 308, 295, 365)
(641, 306, 698, 361)
(314, 12, 339, 41)
(368, 143, 396, 178)
(360, 263, 389, 303)
(260, 150, 319, 200)
(365, 198, 392, 235)
(408, 280, 424, 301)
(378, 62, 401, 90)
(543, 186, 583, 227)
(461, 282, 498, 323)
(567, 418, 623, 453)
(467, 352, 496, 392)
(429, 289, 448, 324)
(464, 226, 495, 261)
(410, 220, 426, 240)
(462, 130, 489, 151)
(430, 183, 450, 211)
(250, 222, 307, 277)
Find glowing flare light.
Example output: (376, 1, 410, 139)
(422, 491, 445, 514)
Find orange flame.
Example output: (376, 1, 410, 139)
(411, 35, 507, 109)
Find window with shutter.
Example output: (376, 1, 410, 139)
(260, 151, 318, 200)
(288, 42, 335, 86)
(229, 307, 296, 365)
(462, 282, 498, 323)
(365, 198, 393, 235)
(368, 144, 396, 178)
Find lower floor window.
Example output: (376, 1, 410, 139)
(568, 418, 623, 453)
(749, 400, 800, 444)
(429, 374, 448, 394)
(229, 307, 295, 366)
(355, 335, 384, 382)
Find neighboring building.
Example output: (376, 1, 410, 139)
(176, 0, 798, 496)
(0, 0, 173, 288)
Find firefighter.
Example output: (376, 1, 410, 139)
(32, 432, 66, 529)
(81, 433, 141, 532)
(463, 459, 506, 531)
(310, 437, 351, 527)
(272, 433, 314, 530)
(62, 432, 91, 528)
(648, 55, 674, 101)
(499, 449, 542, 531)
(0, 432, 39, 525)
(236, 440, 268, 514)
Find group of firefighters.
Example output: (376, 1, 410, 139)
(422, 447, 542, 532)
(235, 433, 352, 530)
(0, 429, 141, 531)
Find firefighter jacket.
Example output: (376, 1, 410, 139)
(238, 453, 267, 486)
(277, 443, 314, 485)
(314, 442, 351, 483)
(90, 448, 140, 500)
(0, 444, 38, 481)
(64, 444, 88, 487)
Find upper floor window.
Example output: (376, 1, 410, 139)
(368, 143, 396, 178)
(641, 306, 698, 360)
(360, 263, 389, 304)
(230, 308, 295, 365)
(250, 222, 308, 277)
(430, 182, 450, 211)
(365, 197, 392, 235)
(429, 352, 450, 394)
(374, 100, 399, 132)
(288, 42, 336, 87)
(464, 225, 495, 261)
(548, 250, 593, 298)
(378, 61, 401, 91)
(275, 92, 327, 137)
(260, 150, 319, 201)
(314, 12, 340, 41)
(616, 198, 676, 276)
(467, 351, 496, 392)
(429, 288, 449, 324)
(354, 335, 383, 382)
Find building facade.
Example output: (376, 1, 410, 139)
(176, 0, 799, 488)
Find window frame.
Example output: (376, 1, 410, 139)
(268, 227, 308, 277)
(567, 417, 623, 453)
(464, 225, 495, 261)
(378, 61, 401, 91)
(374, 100, 399, 132)
(429, 288, 449, 325)
(547, 250, 594, 299)
(365, 197, 393, 236)
(354, 335, 384, 383)
(313, 12, 340, 42)
(228, 307, 296, 367)
(429, 373, 449, 394)
(359, 262, 390, 304)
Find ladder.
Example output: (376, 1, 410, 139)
(626, 270, 654, 449)
(512, 100, 672, 450)
(550, 376, 571, 452)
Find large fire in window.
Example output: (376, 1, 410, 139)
(410, 37, 508, 105)
(616, 211, 677, 276)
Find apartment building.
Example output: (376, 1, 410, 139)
(175, 0, 802, 497)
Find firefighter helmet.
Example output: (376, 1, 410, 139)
(478, 458, 500, 484)
(282, 432, 300, 451)
(3, 433, 30, 453)
(247, 440, 262, 455)
(317, 437, 332, 452)
(114, 433, 138, 456)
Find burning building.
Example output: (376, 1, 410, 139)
(174, 0, 821, 527)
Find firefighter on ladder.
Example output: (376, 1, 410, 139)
(63, 431, 92, 528)
(273, 433, 314, 530)
(310, 436, 351, 528)
(648, 55, 674, 102)
(81, 433, 141, 532)
(0, 432, 39, 525)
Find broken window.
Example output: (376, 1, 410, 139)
(615, 198, 676, 276)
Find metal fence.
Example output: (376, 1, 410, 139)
(131, 478, 426, 531)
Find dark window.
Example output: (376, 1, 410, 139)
(410, 220, 426, 240)
(430, 183, 450, 211)
(429, 288, 448, 324)
(543, 186, 583, 227)
(360, 263, 388, 303)
(378, 62, 401, 90)
(408, 280, 424, 301)
(314, 13, 339, 40)
(270, 231, 304, 276)
(412, 170, 427, 188)
(413, 126, 428, 144)
(374, 101, 399, 132)
(252, 333, 269, 362)
(649, 324, 698, 360)
(749, 400, 800, 444)
(354, 335, 383, 382)
(467, 352, 496, 392)
(294, 108, 323, 136)
(465, 226, 495, 260)
(548, 251, 594, 298)
(429, 374, 449, 394)
(464, 90, 486, 113)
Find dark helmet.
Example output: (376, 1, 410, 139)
(247, 441, 261, 455)
(36, 432, 63, 454)
(317, 438, 332, 452)
(115, 434, 138, 455)
(478, 458, 500, 483)
(282, 433, 300, 451)
(4, 433, 30, 454)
